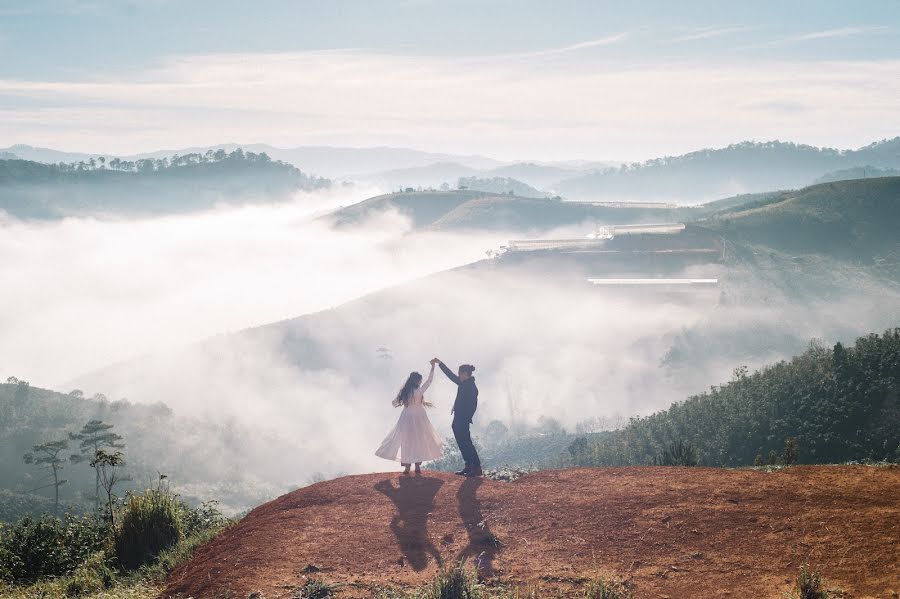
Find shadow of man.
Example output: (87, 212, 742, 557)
(456, 477, 498, 576)
(375, 476, 445, 571)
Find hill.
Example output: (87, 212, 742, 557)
(165, 467, 900, 598)
(0, 150, 329, 219)
(556, 138, 900, 202)
(325, 189, 699, 232)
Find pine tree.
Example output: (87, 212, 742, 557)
(69, 420, 125, 517)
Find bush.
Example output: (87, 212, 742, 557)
(0, 514, 105, 582)
(114, 488, 183, 570)
(653, 440, 698, 466)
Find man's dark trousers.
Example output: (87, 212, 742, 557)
(453, 418, 480, 469)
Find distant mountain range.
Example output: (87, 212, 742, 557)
(0, 143, 504, 179)
(555, 138, 900, 202)
(4, 137, 900, 203)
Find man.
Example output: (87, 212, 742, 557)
(435, 358, 482, 477)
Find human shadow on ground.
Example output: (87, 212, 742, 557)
(456, 477, 499, 576)
(375, 476, 445, 571)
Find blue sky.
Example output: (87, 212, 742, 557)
(1, 0, 898, 160)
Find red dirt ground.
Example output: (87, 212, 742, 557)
(165, 466, 900, 599)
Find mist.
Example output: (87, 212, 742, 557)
(0, 185, 510, 385)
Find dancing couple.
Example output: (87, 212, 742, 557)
(375, 358, 482, 477)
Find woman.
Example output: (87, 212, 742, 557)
(375, 359, 444, 475)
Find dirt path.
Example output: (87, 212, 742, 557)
(165, 466, 900, 598)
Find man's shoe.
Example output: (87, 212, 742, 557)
(454, 467, 469, 476)
(465, 467, 483, 477)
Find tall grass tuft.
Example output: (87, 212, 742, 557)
(583, 577, 632, 599)
(794, 564, 829, 599)
(421, 562, 483, 599)
(114, 486, 183, 570)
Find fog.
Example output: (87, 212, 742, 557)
(0, 185, 509, 385)
(3, 186, 898, 505)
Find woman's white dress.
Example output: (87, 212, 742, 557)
(375, 369, 444, 463)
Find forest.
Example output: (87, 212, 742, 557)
(567, 329, 900, 467)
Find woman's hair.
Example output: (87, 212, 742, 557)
(395, 372, 423, 407)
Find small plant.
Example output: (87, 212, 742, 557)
(794, 563, 829, 599)
(421, 562, 483, 599)
(583, 577, 632, 599)
(64, 552, 116, 597)
(653, 440, 698, 466)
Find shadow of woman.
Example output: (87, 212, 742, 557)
(456, 477, 499, 576)
(374, 476, 445, 571)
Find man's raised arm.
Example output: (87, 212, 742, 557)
(438, 360, 460, 384)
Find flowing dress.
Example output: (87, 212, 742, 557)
(375, 368, 444, 463)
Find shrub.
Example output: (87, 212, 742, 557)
(583, 577, 632, 599)
(794, 564, 829, 599)
(783, 438, 799, 465)
(0, 514, 105, 582)
(653, 440, 698, 466)
(421, 562, 483, 599)
(114, 488, 183, 570)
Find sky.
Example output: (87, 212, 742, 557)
(1, 0, 899, 161)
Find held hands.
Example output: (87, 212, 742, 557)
(430, 357, 441, 366)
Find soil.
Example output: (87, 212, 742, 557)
(165, 466, 900, 598)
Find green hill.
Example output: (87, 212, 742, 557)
(705, 177, 900, 267)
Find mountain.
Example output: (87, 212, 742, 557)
(556, 138, 900, 203)
(484, 162, 582, 189)
(814, 165, 900, 184)
(165, 468, 899, 598)
(0, 144, 99, 164)
(0, 144, 503, 179)
(0, 151, 329, 219)
(354, 161, 481, 189)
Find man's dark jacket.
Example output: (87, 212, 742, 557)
(440, 362, 478, 423)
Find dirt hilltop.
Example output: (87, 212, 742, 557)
(165, 466, 900, 598)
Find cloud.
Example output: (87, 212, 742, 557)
(0, 49, 899, 160)
(789, 26, 889, 42)
(673, 26, 751, 42)
(494, 32, 630, 59)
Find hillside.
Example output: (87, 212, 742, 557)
(0, 151, 329, 219)
(325, 189, 700, 232)
(556, 138, 900, 202)
(165, 467, 900, 598)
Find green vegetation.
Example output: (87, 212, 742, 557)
(569, 330, 900, 467)
(0, 483, 230, 598)
(582, 578, 632, 599)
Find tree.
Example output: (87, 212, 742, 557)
(90, 449, 126, 527)
(24, 439, 70, 516)
(69, 420, 125, 517)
